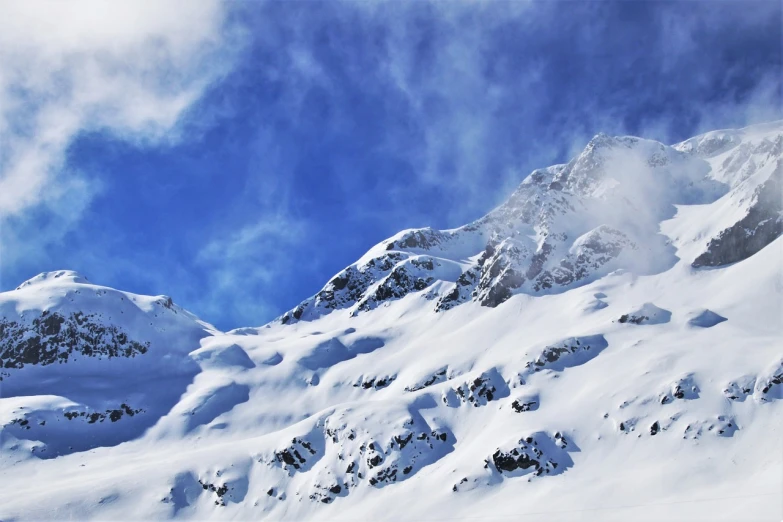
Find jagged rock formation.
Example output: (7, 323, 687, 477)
(443, 369, 509, 407)
(693, 162, 782, 267)
(280, 131, 729, 325)
(491, 432, 572, 477)
(262, 403, 453, 505)
(0, 311, 149, 369)
(522, 335, 609, 374)
(659, 375, 700, 404)
(723, 358, 783, 403)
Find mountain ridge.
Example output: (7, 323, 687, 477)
(278, 121, 779, 326)
(0, 121, 781, 521)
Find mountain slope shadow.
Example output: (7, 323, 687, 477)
(298, 336, 386, 371)
(0, 358, 202, 459)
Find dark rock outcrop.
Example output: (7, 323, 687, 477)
(617, 303, 671, 325)
(693, 162, 782, 267)
(405, 367, 450, 392)
(524, 335, 609, 373)
(448, 369, 509, 407)
(353, 374, 396, 390)
(274, 438, 318, 473)
(0, 310, 149, 370)
(491, 432, 572, 478)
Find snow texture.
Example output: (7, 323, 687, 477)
(0, 122, 781, 521)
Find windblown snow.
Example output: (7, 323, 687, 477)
(1, 122, 781, 521)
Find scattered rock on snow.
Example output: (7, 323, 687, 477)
(446, 368, 509, 407)
(683, 416, 738, 439)
(490, 432, 573, 478)
(405, 367, 452, 392)
(353, 374, 397, 390)
(617, 303, 671, 325)
(523, 335, 609, 374)
(659, 374, 700, 404)
(510, 395, 539, 413)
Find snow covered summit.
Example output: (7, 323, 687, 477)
(279, 123, 778, 324)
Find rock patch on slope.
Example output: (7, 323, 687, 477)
(659, 374, 700, 404)
(523, 335, 609, 374)
(617, 303, 671, 325)
(0, 311, 149, 370)
(405, 367, 453, 392)
(723, 358, 783, 403)
(443, 368, 509, 407)
(262, 403, 453, 504)
(692, 162, 782, 267)
(490, 431, 573, 478)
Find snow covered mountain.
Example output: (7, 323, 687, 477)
(1, 122, 781, 521)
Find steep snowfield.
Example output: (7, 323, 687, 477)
(1, 123, 781, 521)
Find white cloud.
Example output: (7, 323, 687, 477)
(0, 0, 240, 242)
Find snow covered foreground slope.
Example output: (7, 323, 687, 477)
(1, 122, 782, 521)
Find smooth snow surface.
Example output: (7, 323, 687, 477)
(1, 122, 781, 521)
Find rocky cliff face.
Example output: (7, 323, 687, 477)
(692, 161, 782, 267)
(281, 129, 755, 325)
(674, 123, 783, 268)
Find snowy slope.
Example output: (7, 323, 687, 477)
(0, 122, 781, 521)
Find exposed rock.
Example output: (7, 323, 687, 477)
(62, 404, 144, 424)
(385, 229, 447, 252)
(511, 396, 539, 413)
(474, 240, 528, 307)
(277, 130, 730, 322)
(659, 375, 700, 404)
(490, 432, 573, 478)
(198, 479, 230, 507)
(722, 376, 756, 402)
(534, 226, 635, 292)
(693, 162, 782, 267)
(435, 267, 479, 312)
(353, 374, 397, 390)
(280, 253, 405, 323)
(684, 416, 738, 439)
(0, 311, 149, 370)
(755, 358, 783, 403)
(447, 368, 509, 407)
(285, 406, 453, 504)
(274, 438, 318, 473)
(723, 358, 783, 403)
(405, 367, 451, 392)
(523, 335, 609, 374)
(618, 303, 671, 325)
(356, 259, 436, 312)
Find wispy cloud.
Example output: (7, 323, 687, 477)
(195, 214, 308, 329)
(0, 0, 242, 282)
(246, 1, 780, 228)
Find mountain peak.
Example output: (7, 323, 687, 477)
(16, 270, 90, 290)
(278, 124, 769, 325)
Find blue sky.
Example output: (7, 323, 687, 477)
(1, 1, 780, 330)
